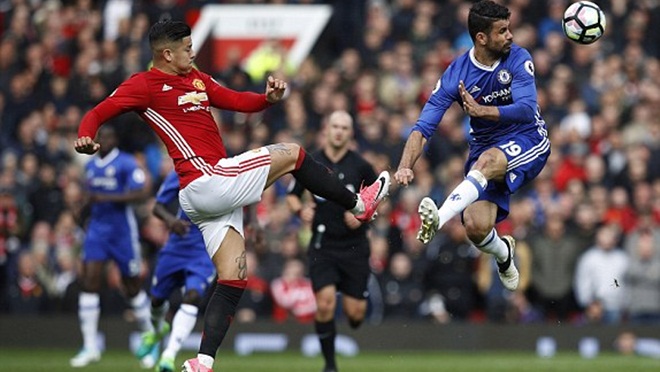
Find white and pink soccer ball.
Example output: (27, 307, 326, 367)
(562, 1, 607, 44)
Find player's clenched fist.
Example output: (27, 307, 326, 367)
(265, 75, 287, 103)
(74, 136, 101, 154)
(394, 168, 414, 186)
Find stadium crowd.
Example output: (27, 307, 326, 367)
(0, 0, 659, 327)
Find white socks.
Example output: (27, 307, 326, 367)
(474, 228, 509, 263)
(198, 353, 214, 369)
(437, 170, 488, 228)
(351, 196, 365, 215)
(163, 304, 199, 359)
(79, 292, 100, 352)
(130, 290, 154, 333)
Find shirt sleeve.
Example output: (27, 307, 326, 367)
(155, 171, 180, 205)
(497, 49, 538, 124)
(412, 69, 458, 140)
(78, 75, 150, 138)
(202, 73, 271, 112)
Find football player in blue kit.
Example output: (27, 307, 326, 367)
(394, 0, 550, 292)
(71, 125, 153, 367)
(136, 170, 215, 372)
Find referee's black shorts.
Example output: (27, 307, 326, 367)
(307, 240, 370, 300)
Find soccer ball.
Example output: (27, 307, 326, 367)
(562, 1, 607, 44)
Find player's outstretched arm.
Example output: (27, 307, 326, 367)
(153, 202, 190, 236)
(264, 75, 287, 103)
(394, 131, 426, 186)
(74, 136, 101, 155)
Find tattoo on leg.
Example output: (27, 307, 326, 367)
(266, 143, 292, 156)
(236, 251, 247, 280)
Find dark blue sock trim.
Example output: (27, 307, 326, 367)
(475, 229, 495, 248)
(466, 175, 485, 193)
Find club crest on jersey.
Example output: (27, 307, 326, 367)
(497, 69, 512, 84)
(192, 79, 206, 90)
(178, 91, 209, 106)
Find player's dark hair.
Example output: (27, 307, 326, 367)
(468, 0, 511, 41)
(148, 20, 191, 50)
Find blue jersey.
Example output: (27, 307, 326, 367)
(414, 44, 547, 145)
(83, 148, 146, 276)
(150, 171, 213, 301)
(85, 148, 146, 223)
(155, 171, 206, 257)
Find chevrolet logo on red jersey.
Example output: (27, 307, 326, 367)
(178, 91, 209, 105)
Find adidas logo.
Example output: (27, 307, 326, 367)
(509, 173, 517, 183)
(162, 84, 172, 91)
(468, 85, 481, 94)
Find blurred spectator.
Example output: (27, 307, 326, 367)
(424, 218, 479, 322)
(270, 258, 316, 323)
(527, 211, 583, 321)
(623, 211, 660, 324)
(477, 238, 533, 324)
(574, 225, 629, 324)
(616, 331, 660, 359)
(8, 250, 49, 314)
(381, 252, 423, 319)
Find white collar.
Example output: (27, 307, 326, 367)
(469, 47, 501, 72)
(94, 148, 120, 167)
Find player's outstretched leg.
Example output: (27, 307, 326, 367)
(497, 235, 519, 291)
(287, 147, 389, 222)
(354, 171, 390, 222)
(417, 197, 440, 244)
(416, 170, 488, 244)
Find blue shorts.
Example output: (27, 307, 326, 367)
(465, 130, 550, 223)
(150, 249, 215, 301)
(83, 222, 141, 277)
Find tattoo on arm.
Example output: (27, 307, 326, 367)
(236, 251, 247, 280)
(266, 143, 292, 156)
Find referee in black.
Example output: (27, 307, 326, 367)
(287, 110, 378, 372)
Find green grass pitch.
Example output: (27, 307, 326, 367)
(0, 348, 658, 371)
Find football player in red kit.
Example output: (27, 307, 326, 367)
(74, 20, 390, 372)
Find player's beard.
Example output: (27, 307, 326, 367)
(486, 42, 511, 60)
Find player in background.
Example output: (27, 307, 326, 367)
(135, 170, 215, 372)
(287, 111, 376, 372)
(70, 125, 152, 368)
(394, 0, 550, 292)
(74, 20, 390, 372)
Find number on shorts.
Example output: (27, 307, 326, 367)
(499, 140, 522, 156)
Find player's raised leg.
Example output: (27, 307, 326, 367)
(416, 148, 505, 243)
(265, 143, 390, 222)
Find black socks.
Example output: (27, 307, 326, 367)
(315, 320, 337, 370)
(199, 281, 246, 358)
(292, 150, 357, 210)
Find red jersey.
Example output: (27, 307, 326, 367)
(78, 68, 271, 188)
